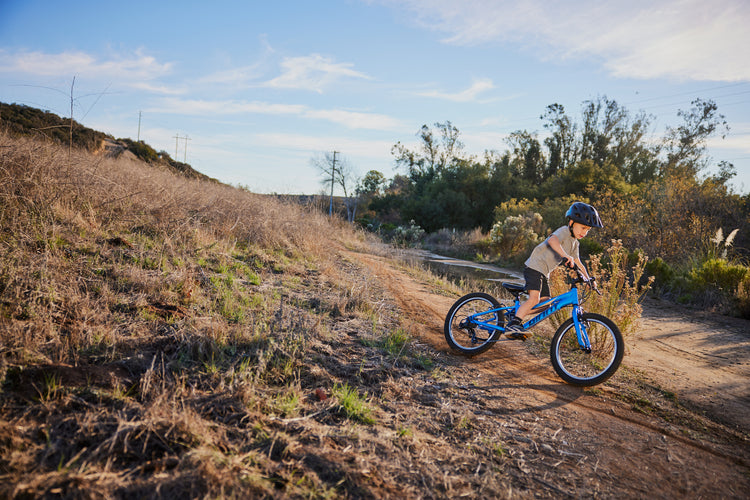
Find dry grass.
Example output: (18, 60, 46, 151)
(1, 133, 523, 498)
(1, 133, 746, 499)
(545, 239, 653, 336)
(0, 131, 355, 359)
(0, 132, 405, 497)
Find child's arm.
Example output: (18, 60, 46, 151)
(547, 235, 575, 268)
(574, 256, 591, 281)
(549, 236, 593, 282)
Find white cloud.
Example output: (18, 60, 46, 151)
(130, 82, 186, 95)
(0, 49, 173, 83)
(151, 97, 306, 116)
(707, 122, 750, 154)
(304, 108, 402, 130)
(417, 78, 495, 102)
(198, 65, 266, 86)
(254, 132, 393, 157)
(149, 97, 401, 130)
(263, 54, 372, 93)
(377, 0, 750, 81)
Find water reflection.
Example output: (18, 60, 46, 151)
(403, 250, 524, 285)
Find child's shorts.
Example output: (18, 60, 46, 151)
(523, 266, 550, 297)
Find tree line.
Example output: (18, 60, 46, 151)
(351, 96, 747, 267)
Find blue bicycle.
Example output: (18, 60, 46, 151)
(444, 267, 623, 386)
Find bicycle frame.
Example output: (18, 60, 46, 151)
(466, 284, 592, 350)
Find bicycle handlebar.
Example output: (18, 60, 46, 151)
(570, 264, 602, 295)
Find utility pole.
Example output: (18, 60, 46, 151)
(172, 134, 192, 163)
(137, 111, 142, 142)
(329, 150, 338, 217)
(183, 135, 191, 163)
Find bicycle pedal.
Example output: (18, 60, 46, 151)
(506, 331, 529, 341)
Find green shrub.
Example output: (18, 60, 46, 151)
(489, 212, 545, 263)
(579, 238, 604, 259)
(646, 256, 750, 316)
(120, 138, 160, 163)
(388, 220, 425, 247)
(644, 257, 676, 290)
(493, 195, 584, 231)
(688, 258, 748, 294)
(737, 276, 750, 319)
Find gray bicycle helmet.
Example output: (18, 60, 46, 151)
(566, 202, 603, 228)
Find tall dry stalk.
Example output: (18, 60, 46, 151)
(549, 240, 653, 335)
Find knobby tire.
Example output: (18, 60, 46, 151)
(444, 292, 502, 356)
(550, 313, 623, 386)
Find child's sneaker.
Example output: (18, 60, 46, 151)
(505, 316, 527, 340)
(507, 331, 529, 341)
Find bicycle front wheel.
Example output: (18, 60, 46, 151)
(550, 313, 623, 386)
(444, 292, 502, 356)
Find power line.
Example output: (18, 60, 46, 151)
(623, 82, 750, 107)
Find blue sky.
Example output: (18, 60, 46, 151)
(1, 0, 749, 194)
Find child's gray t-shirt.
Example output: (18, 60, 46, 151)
(525, 225, 579, 278)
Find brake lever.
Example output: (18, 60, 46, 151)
(589, 277, 602, 295)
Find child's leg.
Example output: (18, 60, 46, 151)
(515, 267, 547, 321)
(515, 289, 541, 321)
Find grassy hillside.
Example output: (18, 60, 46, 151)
(1, 133, 747, 498)
(0, 102, 214, 182)
(0, 131, 406, 496)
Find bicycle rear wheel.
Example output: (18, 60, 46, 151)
(444, 292, 502, 356)
(550, 313, 623, 386)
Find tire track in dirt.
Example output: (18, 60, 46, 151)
(346, 249, 750, 476)
(628, 298, 750, 433)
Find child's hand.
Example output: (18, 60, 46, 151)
(588, 277, 602, 295)
(562, 255, 575, 268)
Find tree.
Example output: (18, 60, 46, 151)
(392, 121, 466, 180)
(361, 170, 386, 195)
(610, 109, 658, 185)
(540, 97, 660, 186)
(541, 103, 576, 177)
(311, 151, 360, 222)
(506, 130, 545, 183)
(662, 98, 729, 178)
(580, 97, 626, 165)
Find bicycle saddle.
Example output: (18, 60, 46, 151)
(502, 282, 524, 292)
(502, 282, 525, 298)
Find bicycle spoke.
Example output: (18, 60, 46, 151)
(444, 293, 502, 355)
(550, 313, 623, 386)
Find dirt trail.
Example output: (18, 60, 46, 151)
(347, 250, 750, 497)
(628, 297, 750, 431)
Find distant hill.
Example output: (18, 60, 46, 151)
(0, 102, 215, 182)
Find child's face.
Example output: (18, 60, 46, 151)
(571, 222, 592, 239)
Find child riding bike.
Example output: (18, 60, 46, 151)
(505, 202, 602, 340)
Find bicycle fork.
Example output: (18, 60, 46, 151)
(571, 305, 592, 353)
